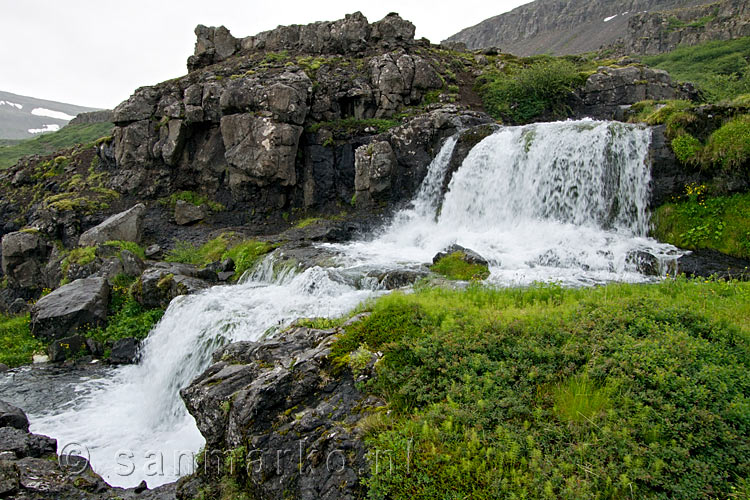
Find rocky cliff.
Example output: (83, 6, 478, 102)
(610, 0, 750, 55)
(443, 0, 707, 55)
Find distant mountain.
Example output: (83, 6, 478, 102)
(443, 0, 708, 56)
(0, 91, 100, 140)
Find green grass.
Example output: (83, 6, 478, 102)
(60, 246, 98, 281)
(643, 36, 750, 102)
(0, 313, 44, 367)
(329, 280, 750, 499)
(87, 275, 164, 345)
(476, 58, 586, 124)
(0, 122, 114, 169)
(159, 190, 224, 212)
(165, 233, 274, 280)
(652, 188, 750, 258)
(429, 251, 490, 281)
(103, 240, 147, 260)
(703, 114, 750, 171)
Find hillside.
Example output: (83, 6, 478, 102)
(0, 90, 99, 140)
(443, 0, 713, 55)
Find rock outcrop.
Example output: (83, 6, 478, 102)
(30, 277, 110, 341)
(180, 325, 382, 500)
(78, 204, 146, 247)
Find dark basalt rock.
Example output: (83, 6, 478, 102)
(676, 249, 750, 280)
(180, 325, 384, 500)
(110, 337, 140, 364)
(47, 335, 87, 363)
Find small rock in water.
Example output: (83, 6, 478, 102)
(0, 400, 29, 431)
(432, 244, 489, 267)
(32, 354, 49, 364)
(0, 363, 8, 373)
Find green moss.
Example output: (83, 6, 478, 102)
(0, 313, 44, 367)
(333, 281, 750, 499)
(430, 252, 490, 281)
(224, 240, 274, 280)
(671, 133, 703, 167)
(104, 240, 147, 260)
(652, 188, 750, 258)
(165, 233, 274, 280)
(159, 190, 224, 212)
(703, 114, 750, 172)
(60, 246, 97, 277)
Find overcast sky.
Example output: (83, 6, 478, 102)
(0, 1, 531, 109)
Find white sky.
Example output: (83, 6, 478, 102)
(0, 1, 531, 109)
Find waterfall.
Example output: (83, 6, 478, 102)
(26, 119, 678, 488)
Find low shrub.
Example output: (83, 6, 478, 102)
(477, 59, 585, 124)
(0, 313, 43, 367)
(703, 114, 750, 172)
(331, 281, 750, 499)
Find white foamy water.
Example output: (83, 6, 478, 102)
(28, 119, 679, 488)
(332, 120, 678, 286)
(31, 266, 375, 488)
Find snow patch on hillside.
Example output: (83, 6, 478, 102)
(28, 124, 61, 134)
(0, 100, 23, 109)
(31, 108, 75, 121)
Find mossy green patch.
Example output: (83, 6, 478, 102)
(430, 251, 490, 281)
(0, 313, 44, 367)
(165, 233, 274, 280)
(703, 114, 750, 172)
(160, 190, 224, 212)
(652, 188, 750, 258)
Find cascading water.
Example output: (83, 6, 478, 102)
(333, 119, 678, 284)
(17, 119, 679, 488)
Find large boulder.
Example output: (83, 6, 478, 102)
(30, 277, 109, 341)
(78, 203, 146, 247)
(180, 325, 383, 500)
(0, 230, 49, 289)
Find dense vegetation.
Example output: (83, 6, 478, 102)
(652, 186, 750, 258)
(475, 56, 588, 124)
(643, 36, 750, 102)
(0, 313, 42, 367)
(330, 280, 750, 499)
(0, 122, 113, 169)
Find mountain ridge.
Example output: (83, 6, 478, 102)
(0, 90, 100, 140)
(443, 0, 709, 55)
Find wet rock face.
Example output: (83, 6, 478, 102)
(180, 326, 383, 500)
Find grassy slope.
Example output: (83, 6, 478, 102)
(0, 122, 113, 169)
(643, 36, 750, 102)
(329, 280, 750, 499)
